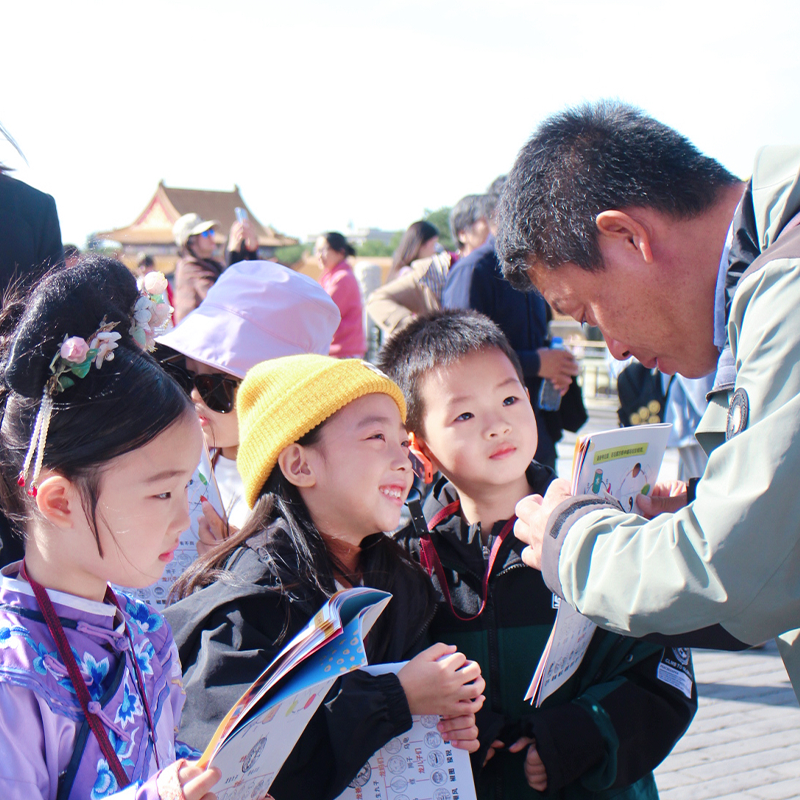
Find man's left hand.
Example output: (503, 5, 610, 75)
(514, 479, 572, 570)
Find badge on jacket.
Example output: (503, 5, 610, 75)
(726, 388, 749, 440)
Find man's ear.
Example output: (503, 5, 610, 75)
(595, 210, 654, 264)
(35, 474, 77, 529)
(277, 444, 317, 488)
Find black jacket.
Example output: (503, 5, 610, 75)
(165, 519, 436, 800)
(396, 465, 698, 799)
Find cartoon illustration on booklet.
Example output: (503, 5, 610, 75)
(336, 664, 477, 800)
(526, 423, 672, 707)
(201, 587, 392, 800)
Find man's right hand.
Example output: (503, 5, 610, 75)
(537, 347, 579, 393)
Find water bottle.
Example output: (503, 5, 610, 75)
(538, 337, 564, 411)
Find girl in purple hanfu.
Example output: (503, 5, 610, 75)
(0, 257, 221, 800)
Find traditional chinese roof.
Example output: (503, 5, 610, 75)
(95, 182, 298, 247)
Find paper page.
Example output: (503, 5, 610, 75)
(525, 603, 596, 706)
(572, 423, 671, 513)
(114, 440, 226, 606)
(336, 664, 477, 800)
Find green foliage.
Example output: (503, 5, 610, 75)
(357, 240, 394, 257)
(423, 207, 455, 251)
(274, 244, 309, 266)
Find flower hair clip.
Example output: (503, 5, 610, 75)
(18, 319, 122, 496)
(131, 272, 172, 351)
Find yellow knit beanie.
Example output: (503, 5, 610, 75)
(237, 354, 407, 508)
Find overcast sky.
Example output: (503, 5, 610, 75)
(4, 0, 799, 246)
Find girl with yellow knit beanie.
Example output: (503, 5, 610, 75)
(165, 355, 485, 800)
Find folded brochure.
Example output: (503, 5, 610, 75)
(336, 663, 477, 800)
(200, 587, 392, 800)
(525, 423, 672, 707)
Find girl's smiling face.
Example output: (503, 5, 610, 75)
(287, 393, 412, 549)
(28, 411, 203, 601)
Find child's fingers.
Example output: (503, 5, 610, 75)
(180, 764, 221, 800)
(201, 500, 228, 539)
(450, 737, 481, 752)
(437, 713, 474, 733)
(507, 736, 535, 753)
(437, 650, 468, 671)
(422, 642, 458, 662)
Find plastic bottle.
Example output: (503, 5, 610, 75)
(538, 337, 565, 411)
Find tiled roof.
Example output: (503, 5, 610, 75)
(96, 182, 298, 247)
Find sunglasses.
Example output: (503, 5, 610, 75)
(197, 228, 215, 239)
(160, 356, 239, 413)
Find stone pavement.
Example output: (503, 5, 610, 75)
(556, 397, 800, 798)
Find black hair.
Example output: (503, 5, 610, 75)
(322, 231, 356, 259)
(388, 221, 439, 281)
(448, 195, 486, 246)
(0, 255, 193, 553)
(171, 424, 435, 658)
(497, 100, 740, 289)
(377, 309, 525, 435)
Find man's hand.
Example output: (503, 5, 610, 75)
(537, 347, 580, 393)
(635, 480, 688, 519)
(514, 479, 572, 570)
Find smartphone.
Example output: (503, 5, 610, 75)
(408, 436, 434, 483)
(235, 207, 249, 224)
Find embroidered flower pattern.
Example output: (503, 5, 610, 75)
(115, 674, 143, 726)
(134, 639, 156, 677)
(123, 597, 164, 635)
(91, 760, 118, 799)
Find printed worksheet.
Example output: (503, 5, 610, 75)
(525, 602, 596, 707)
(337, 665, 477, 800)
(571, 423, 671, 513)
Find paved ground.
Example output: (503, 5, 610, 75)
(557, 396, 800, 798)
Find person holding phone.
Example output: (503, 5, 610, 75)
(157, 260, 341, 545)
(171, 211, 260, 323)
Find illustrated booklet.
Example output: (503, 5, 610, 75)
(200, 587, 392, 800)
(526, 423, 672, 707)
(336, 664, 477, 800)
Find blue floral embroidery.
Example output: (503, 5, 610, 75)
(134, 639, 155, 677)
(0, 624, 65, 681)
(80, 651, 111, 700)
(115, 674, 143, 726)
(91, 760, 118, 799)
(123, 597, 164, 635)
(176, 740, 202, 760)
(110, 728, 136, 770)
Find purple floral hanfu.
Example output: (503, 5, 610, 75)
(0, 563, 199, 800)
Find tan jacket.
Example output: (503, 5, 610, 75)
(366, 252, 452, 335)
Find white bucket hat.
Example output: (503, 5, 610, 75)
(157, 260, 340, 378)
(173, 213, 220, 248)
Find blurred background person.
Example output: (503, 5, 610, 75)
(0, 122, 63, 294)
(315, 231, 366, 358)
(386, 219, 439, 282)
(171, 211, 259, 323)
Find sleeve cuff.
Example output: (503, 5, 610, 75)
(541, 495, 623, 598)
(517, 350, 542, 379)
(374, 673, 413, 735)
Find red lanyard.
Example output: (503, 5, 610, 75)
(20, 561, 161, 788)
(410, 499, 516, 622)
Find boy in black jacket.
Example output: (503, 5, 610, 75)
(379, 310, 697, 800)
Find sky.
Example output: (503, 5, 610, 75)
(3, 0, 800, 247)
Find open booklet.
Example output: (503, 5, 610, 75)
(200, 587, 392, 800)
(336, 664, 477, 800)
(525, 423, 672, 707)
(115, 440, 226, 606)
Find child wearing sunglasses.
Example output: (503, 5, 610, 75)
(166, 355, 485, 800)
(157, 260, 341, 535)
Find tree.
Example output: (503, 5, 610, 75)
(423, 207, 455, 252)
(356, 240, 394, 257)
(274, 244, 309, 266)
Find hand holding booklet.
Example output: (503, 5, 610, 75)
(525, 423, 672, 707)
(200, 587, 392, 800)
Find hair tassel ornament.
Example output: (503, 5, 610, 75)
(18, 321, 121, 496)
